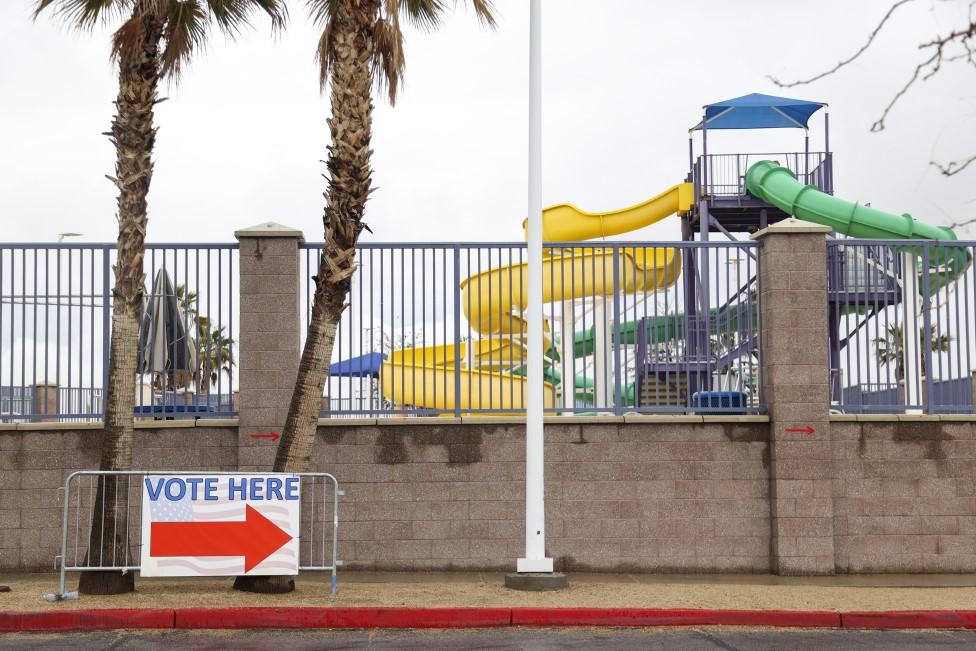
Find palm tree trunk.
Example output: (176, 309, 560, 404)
(78, 11, 161, 596)
(234, 0, 377, 594)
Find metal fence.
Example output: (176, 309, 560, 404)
(828, 239, 976, 414)
(302, 241, 763, 416)
(57, 470, 341, 597)
(693, 152, 831, 198)
(0, 244, 239, 422)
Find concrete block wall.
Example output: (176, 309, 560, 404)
(832, 418, 976, 573)
(5, 417, 976, 573)
(0, 424, 237, 570)
(316, 420, 771, 572)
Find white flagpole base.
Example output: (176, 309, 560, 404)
(517, 557, 554, 573)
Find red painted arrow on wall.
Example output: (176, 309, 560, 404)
(150, 505, 292, 572)
(785, 425, 815, 436)
(250, 432, 280, 442)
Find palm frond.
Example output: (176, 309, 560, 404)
(372, 14, 405, 102)
(314, 9, 336, 90)
(399, 0, 448, 31)
(311, 0, 494, 102)
(467, 0, 496, 27)
(33, 0, 133, 29)
(158, 0, 209, 80)
(206, 0, 288, 36)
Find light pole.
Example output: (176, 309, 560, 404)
(505, 0, 566, 591)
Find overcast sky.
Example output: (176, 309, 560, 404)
(1, 0, 974, 245)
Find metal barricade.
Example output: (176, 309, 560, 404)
(56, 470, 342, 597)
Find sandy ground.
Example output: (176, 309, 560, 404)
(4, 572, 976, 613)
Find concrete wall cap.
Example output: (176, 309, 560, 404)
(16, 421, 103, 430)
(234, 222, 305, 242)
(750, 217, 832, 240)
(701, 415, 769, 423)
(318, 418, 378, 427)
(374, 416, 463, 426)
(623, 414, 705, 423)
(193, 418, 239, 428)
(134, 419, 196, 429)
(1, 419, 239, 431)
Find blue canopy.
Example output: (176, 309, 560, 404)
(329, 352, 387, 378)
(692, 93, 826, 130)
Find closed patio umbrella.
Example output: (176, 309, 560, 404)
(138, 269, 197, 394)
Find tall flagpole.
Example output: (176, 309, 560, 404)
(517, 0, 552, 575)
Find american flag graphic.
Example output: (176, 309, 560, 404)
(140, 475, 300, 577)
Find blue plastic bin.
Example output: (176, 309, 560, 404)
(691, 391, 748, 415)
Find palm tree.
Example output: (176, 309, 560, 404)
(234, 0, 496, 594)
(194, 316, 236, 394)
(174, 284, 235, 395)
(873, 324, 951, 380)
(35, 0, 286, 595)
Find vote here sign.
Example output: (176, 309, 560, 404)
(140, 474, 300, 577)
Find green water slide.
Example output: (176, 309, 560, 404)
(573, 304, 758, 358)
(745, 160, 971, 291)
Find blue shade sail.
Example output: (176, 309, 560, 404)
(692, 93, 826, 130)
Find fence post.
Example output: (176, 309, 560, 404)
(234, 223, 304, 471)
(611, 246, 623, 415)
(101, 250, 111, 421)
(453, 245, 462, 417)
(751, 218, 834, 575)
(920, 245, 935, 415)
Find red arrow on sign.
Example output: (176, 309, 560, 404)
(150, 504, 292, 572)
(785, 425, 815, 436)
(250, 432, 280, 442)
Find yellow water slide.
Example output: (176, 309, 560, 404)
(380, 183, 693, 411)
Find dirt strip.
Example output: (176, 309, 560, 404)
(4, 573, 976, 613)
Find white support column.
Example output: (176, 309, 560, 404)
(901, 252, 924, 413)
(591, 297, 614, 410)
(517, 0, 552, 575)
(559, 299, 576, 413)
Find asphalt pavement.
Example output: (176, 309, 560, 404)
(4, 628, 976, 650)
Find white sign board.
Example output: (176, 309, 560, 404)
(140, 474, 300, 577)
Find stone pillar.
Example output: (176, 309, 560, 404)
(234, 222, 304, 470)
(752, 218, 834, 575)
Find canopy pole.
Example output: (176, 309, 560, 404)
(701, 111, 708, 198)
(824, 110, 831, 194)
(804, 129, 809, 184)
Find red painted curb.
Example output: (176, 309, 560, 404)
(329, 607, 512, 629)
(0, 609, 173, 633)
(10, 607, 976, 632)
(511, 607, 841, 628)
(175, 607, 331, 629)
(843, 611, 976, 629)
(174, 607, 510, 629)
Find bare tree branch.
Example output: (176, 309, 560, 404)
(944, 215, 976, 229)
(870, 21, 976, 131)
(931, 154, 976, 176)
(767, 0, 916, 88)
(770, 1, 975, 132)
